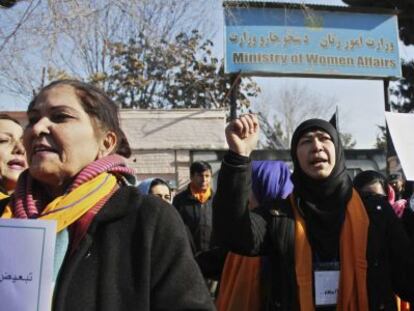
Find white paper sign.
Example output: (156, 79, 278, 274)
(314, 270, 339, 306)
(385, 112, 414, 181)
(0, 219, 56, 311)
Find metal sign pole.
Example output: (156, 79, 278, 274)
(383, 79, 395, 175)
(229, 73, 241, 120)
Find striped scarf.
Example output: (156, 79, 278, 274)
(2, 155, 136, 251)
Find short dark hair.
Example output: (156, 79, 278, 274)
(353, 170, 388, 195)
(190, 161, 212, 176)
(28, 79, 131, 158)
(149, 178, 171, 195)
(0, 113, 21, 126)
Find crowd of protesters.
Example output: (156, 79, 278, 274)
(1, 79, 414, 310)
(213, 114, 414, 311)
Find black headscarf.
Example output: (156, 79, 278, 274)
(290, 119, 353, 261)
(353, 170, 388, 198)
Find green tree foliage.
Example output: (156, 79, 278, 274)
(343, 0, 414, 112)
(90, 30, 260, 109)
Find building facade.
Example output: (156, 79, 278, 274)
(4, 109, 386, 192)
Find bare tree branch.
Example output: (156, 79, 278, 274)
(0, 0, 216, 102)
(0, 0, 41, 53)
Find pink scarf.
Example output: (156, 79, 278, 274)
(387, 185, 407, 218)
(11, 155, 135, 219)
(8, 154, 136, 252)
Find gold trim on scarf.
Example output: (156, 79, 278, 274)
(2, 173, 117, 233)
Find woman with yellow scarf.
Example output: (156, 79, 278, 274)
(0, 114, 27, 199)
(214, 113, 414, 310)
(0, 80, 213, 311)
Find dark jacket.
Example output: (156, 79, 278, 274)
(0, 187, 214, 310)
(173, 186, 214, 253)
(213, 159, 414, 311)
(173, 186, 226, 279)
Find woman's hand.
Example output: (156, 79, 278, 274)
(225, 113, 259, 157)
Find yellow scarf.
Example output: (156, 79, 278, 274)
(190, 184, 212, 204)
(292, 189, 369, 311)
(2, 172, 117, 233)
(0, 192, 9, 200)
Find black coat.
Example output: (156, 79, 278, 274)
(213, 159, 414, 311)
(0, 186, 214, 310)
(173, 186, 227, 280)
(173, 186, 214, 253)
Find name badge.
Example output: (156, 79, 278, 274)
(314, 261, 339, 307)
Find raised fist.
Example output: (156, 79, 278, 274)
(225, 113, 259, 157)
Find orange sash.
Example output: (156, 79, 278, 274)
(397, 296, 411, 311)
(293, 189, 369, 311)
(190, 184, 212, 204)
(215, 252, 262, 311)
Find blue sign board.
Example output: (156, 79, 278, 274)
(224, 4, 401, 79)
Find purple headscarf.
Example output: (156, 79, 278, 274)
(251, 160, 293, 204)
